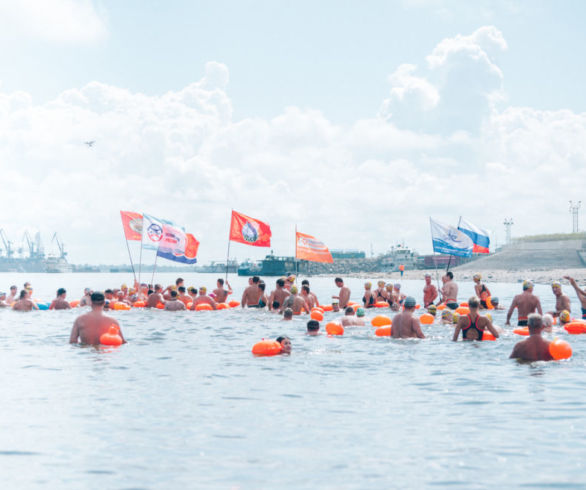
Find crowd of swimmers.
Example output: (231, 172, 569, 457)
(3, 271, 586, 363)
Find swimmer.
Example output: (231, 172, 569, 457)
(362, 282, 375, 308)
(6, 285, 18, 304)
(12, 290, 39, 311)
(120, 283, 129, 299)
(187, 287, 197, 301)
(385, 284, 399, 311)
(301, 279, 320, 307)
(452, 296, 499, 341)
(542, 313, 554, 333)
(178, 286, 191, 306)
(392, 284, 406, 306)
(558, 310, 571, 325)
(280, 286, 309, 315)
(374, 281, 388, 302)
(283, 308, 293, 320)
(332, 277, 350, 309)
(564, 276, 586, 319)
(276, 335, 291, 354)
(190, 287, 217, 310)
(285, 275, 296, 291)
(473, 273, 491, 309)
(391, 296, 424, 339)
(490, 297, 505, 310)
(165, 290, 186, 311)
(300, 285, 316, 309)
(423, 274, 438, 307)
(427, 304, 437, 317)
(70, 292, 125, 345)
(332, 300, 340, 313)
(441, 309, 453, 324)
(79, 288, 92, 307)
(116, 291, 132, 306)
(49, 288, 72, 310)
(356, 307, 365, 318)
(147, 284, 165, 308)
(548, 281, 571, 318)
(0, 292, 8, 307)
(509, 313, 553, 362)
(506, 280, 542, 327)
(340, 306, 365, 327)
(256, 282, 268, 308)
(306, 320, 320, 336)
(440, 272, 459, 310)
(213, 278, 232, 304)
(269, 278, 291, 312)
(242, 276, 262, 308)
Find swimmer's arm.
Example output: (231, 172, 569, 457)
(32, 302, 39, 310)
(210, 298, 217, 309)
(69, 320, 80, 343)
(241, 290, 247, 308)
(562, 295, 571, 312)
(268, 292, 275, 311)
(486, 322, 499, 339)
(505, 298, 517, 325)
(563, 276, 586, 299)
(303, 300, 310, 314)
(226, 282, 232, 294)
(414, 320, 425, 339)
(537, 299, 543, 316)
(49, 300, 55, 310)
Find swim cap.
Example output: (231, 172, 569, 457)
(188, 287, 197, 293)
(121, 284, 128, 289)
(424, 273, 431, 278)
(491, 296, 499, 303)
(287, 275, 296, 282)
(427, 305, 437, 314)
(452, 312, 460, 324)
(200, 287, 207, 293)
(442, 310, 452, 320)
(394, 283, 401, 289)
(356, 307, 365, 317)
(364, 282, 372, 288)
(291, 286, 298, 294)
(485, 312, 492, 322)
(522, 280, 533, 290)
(404, 296, 416, 308)
(560, 310, 571, 323)
(473, 273, 481, 281)
(332, 300, 339, 305)
(386, 284, 393, 290)
(552, 281, 562, 289)
(378, 280, 385, 286)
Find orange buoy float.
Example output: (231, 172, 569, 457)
(113, 302, 131, 311)
(375, 326, 392, 337)
(311, 307, 324, 314)
(419, 313, 434, 325)
(371, 315, 392, 327)
(322, 304, 333, 312)
(133, 300, 146, 308)
(195, 303, 213, 311)
(228, 300, 240, 308)
(310, 310, 324, 321)
(347, 301, 358, 307)
(437, 304, 446, 310)
(415, 304, 421, 309)
(252, 339, 282, 356)
(485, 297, 494, 310)
(513, 327, 529, 336)
(564, 322, 586, 335)
(100, 325, 123, 346)
(374, 301, 388, 308)
(460, 302, 469, 307)
(216, 303, 229, 310)
(156, 302, 165, 310)
(550, 339, 572, 360)
(187, 302, 193, 309)
(482, 331, 496, 341)
(69, 299, 80, 308)
(455, 306, 470, 315)
(326, 322, 344, 336)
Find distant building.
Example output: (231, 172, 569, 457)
(330, 249, 366, 259)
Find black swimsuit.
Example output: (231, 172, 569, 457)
(462, 314, 484, 341)
(363, 294, 375, 307)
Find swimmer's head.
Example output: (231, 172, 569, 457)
(91, 291, 105, 306)
(427, 304, 437, 316)
(345, 306, 355, 315)
(287, 275, 296, 283)
(473, 273, 481, 282)
(178, 286, 186, 293)
(306, 320, 320, 334)
(446, 271, 454, 280)
(485, 312, 492, 322)
(386, 284, 393, 291)
(335, 277, 344, 286)
(468, 296, 480, 309)
(491, 297, 499, 306)
(522, 280, 533, 291)
(552, 281, 562, 294)
(121, 284, 128, 290)
(276, 278, 285, 287)
(199, 287, 207, 294)
(542, 313, 554, 330)
(57, 288, 66, 297)
(452, 312, 460, 324)
(528, 313, 543, 333)
(188, 287, 197, 294)
(170, 290, 178, 298)
(276, 335, 291, 354)
(394, 283, 401, 290)
(364, 282, 372, 289)
(403, 296, 416, 309)
(559, 310, 571, 324)
(378, 280, 385, 287)
(283, 308, 293, 320)
(356, 307, 365, 317)
(290, 285, 298, 294)
(441, 310, 453, 321)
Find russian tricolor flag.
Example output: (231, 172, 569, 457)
(458, 218, 490, 254)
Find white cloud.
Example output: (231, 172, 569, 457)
(0, 26, 585, 265)
(0, 0, 107, 43)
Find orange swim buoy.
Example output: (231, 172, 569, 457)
(133, 300, 146, 308)
(69, 300, 80, 308)
(156, 302, 165, 309)
(550, 339, 572, 360)
(455, 306, 470, 315)
(311, 307, 324, 314)
(374, 301, 388, 308)
(322, 304, 333, 312)
(252, 339, 282, 356)
(347, 301, 358, 307)
(228, 300, 240, 308)
(310, 310, 324, 321)
(482, 331, 496, 341)
(437, 304, 446, 310)
(113, 302, 131, 311)
(485, 297, 494, 310)
(375, 326, 392, 337)
(371, 315, 392, 327)
(419, 313, 434, 325)
(564, 322, 586, 335)
(513, 327, 529, 336)
(216, 303, 229, 310)
(195, 303, 213, 311)
(100, 325, 123, 346)
(460, 302, 469, 307)
(326, 322, 344, 335)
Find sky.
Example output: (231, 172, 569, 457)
(1, 0, 586, 265)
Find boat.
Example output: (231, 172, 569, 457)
(238, 254, 298, 276)
(380, 244, 418, 272)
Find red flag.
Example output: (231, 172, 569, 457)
(120, 211, 143, 241)
(184, 233, 200, 262)
(296, 231, 333, 263)
(229, 210, 271, 247)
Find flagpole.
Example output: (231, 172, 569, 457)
(121, 220, 137, 284)
(446, 216, 463, 274)
(138, 233, 144, 286)
(429, 218, 441, 301)
(150, 250, 159, 287)
(225, 209, 233, 282)
(295, 225, 298, 282)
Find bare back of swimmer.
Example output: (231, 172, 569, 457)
(69, 292, 126, 345)
(506, 281, 542, 326)
(391, 297, 424, 339)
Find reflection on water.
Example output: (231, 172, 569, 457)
(1, 273, 586, 488)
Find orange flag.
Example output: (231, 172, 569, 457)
(296, 231, 333, 263)
(229, 210, 272, 247)
(120, 211, 143, 241)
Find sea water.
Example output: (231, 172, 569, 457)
(1, 273, 585, 489)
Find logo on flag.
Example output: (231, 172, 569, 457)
(458, 218, 490, 254)
(229, 210, 271, 247)
(147, 223, 163, 243)
(430, 218, 473, 257)
(296, 231, 333, 263)
(120, 211, 143, 241)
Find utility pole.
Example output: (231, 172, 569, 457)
(569, 201, 581, 233)
(503, 218, 514, 245)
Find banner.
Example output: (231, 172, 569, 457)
(229, 210, 271, 247)
(157, 224, 199, 264)
(296, 231, 333, 263)
(120, 211, 143, 241)
(430, 218, 473, 257)
(458, 218, 490, 254)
